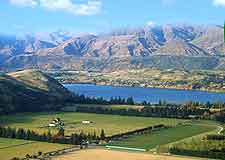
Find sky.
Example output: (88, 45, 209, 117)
(0, 0, 225, 34)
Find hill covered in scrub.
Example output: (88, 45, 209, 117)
(0, 70, 73, 114)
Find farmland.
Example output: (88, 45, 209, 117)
(0, 112, 221, 160)
(110, 124, 216, 150)
(0, 137, 71, 160)
(0, 112, 185, 136)
(53, 149, 204, 160)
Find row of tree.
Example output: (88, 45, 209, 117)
(74, 105, 207, 119)
(71, 93, 225, 109)
(1, 90, 225, 122)
(108, 124, 165, 140)
(70, 94, 135, 105)
(204, 134, 225, 141)
(0, 126, 106, 145)
(69, 94, 225, 122)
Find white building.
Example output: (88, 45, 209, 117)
(48, 123, 56, 127)
(82, 120, 93, 124)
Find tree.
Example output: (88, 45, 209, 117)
(38, 151, 42, 157)
(158, 100, 162, 106)
(47, 130, 52, 142)
(100, 129, 105, 140)
(57, 127, 65, 137)
(93, 131, 97, 140)
(205, 101, 212, 108)
(25, 154, 31, 159)
(26, 129, 31, 140)
(16, 128, 26, 139)
(126, 97, 134, 105)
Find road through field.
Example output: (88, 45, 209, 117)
(217, 126, 224, 134)
(110, 124, 215, 150)
(161, 123, 221, 149)
(53, 149, 204, 160)
(0, 141, 36, 149)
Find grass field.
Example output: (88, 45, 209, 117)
(62, 104, 145, 111)
(222, 124, 225, 135)
(53, 149, 204, 160)
(0, 112, 185, 136)
(0, 138, 71, 160)
(110, 124, 216, 150)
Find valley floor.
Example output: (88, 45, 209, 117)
(47, 69, 225, 93)
(0, 111, 223, 160)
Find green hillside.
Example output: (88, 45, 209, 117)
(0, 70, 72, 114)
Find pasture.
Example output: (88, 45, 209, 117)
(62, 104, 145, 111)
(0, 138, 71, 160)
(110, 124, 216, 150)
(0, 112, 185, 136)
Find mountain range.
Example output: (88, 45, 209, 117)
(0, 24, 224, 71)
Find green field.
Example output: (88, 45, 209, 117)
(0, 112, 220, 160)
(110, 124, 216, 150)
(0, 138, 71, 160)
(62, 104, 145, 111)
(222, 124, 225, 135)
(0, 112, 185, 136)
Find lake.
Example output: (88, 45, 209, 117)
(64, 84, 225, 104)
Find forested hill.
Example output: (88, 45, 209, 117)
(0, 70, 73, 114)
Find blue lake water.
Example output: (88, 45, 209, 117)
(64, 84, 225, 104)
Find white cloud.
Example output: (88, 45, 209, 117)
(146, 21, 156, 27)
(74, 1, 102, 16)
(213, 0, 225, 7)
(9, 0, 102, 16)
(40, 0, 73, 10)
(10, 0, 38, 7)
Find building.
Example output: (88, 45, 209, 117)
(82, 120, 93, 124)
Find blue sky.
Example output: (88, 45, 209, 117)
(0, 0, 225, 34)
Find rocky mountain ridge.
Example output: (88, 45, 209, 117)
(0, 24, 224, 71)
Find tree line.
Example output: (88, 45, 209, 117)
(0, 124, 166, 147)
(0, 126, 105, 146)
(69, 95, 225, 122)
(71, 94, 225, 109)
(107, 124, 165, 140)
(1, 91, 225, 123)
(70, 94, 135, 105)
(72, 105, 207, 119)
(204, 134, 225, 141)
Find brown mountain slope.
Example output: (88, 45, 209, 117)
(192, 25, 224, 54)
(0, 24, 224, 71)
(32, 25, 223, 58)
(155, 40, 209, 56)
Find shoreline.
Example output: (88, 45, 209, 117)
(62, 82, 225, 94)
